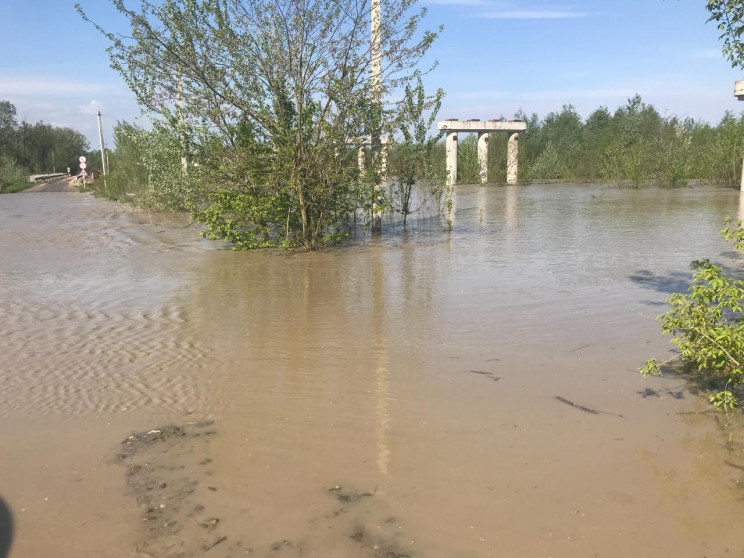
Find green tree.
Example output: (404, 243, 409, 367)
(94, 121, 200, 210)
(387, 78, 445, 225)
(642, 220, 744, 408)
(0, 100, 89, 189)
(706, 1, 744, 69)
(540, 104, 584, 167)
(78, 0, 441, 249)
(0, 101, 17, 156)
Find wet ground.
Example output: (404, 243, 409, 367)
(1, 183, 743, 557)
(24, 176, 77, 193)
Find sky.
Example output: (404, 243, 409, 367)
(1, 0, 742, 149)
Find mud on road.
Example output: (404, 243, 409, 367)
(116, 421, 414, 558)
(116, 421, 232, 557)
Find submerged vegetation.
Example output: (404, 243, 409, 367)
(78, 1, 744, 250)
(456, 95, 744, 187)
(639, 2, 744, 410)
(642, 219, 744, 409)
(78, 0, 444, 249)
(94, 93, 744, 233)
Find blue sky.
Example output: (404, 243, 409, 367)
(1, 0, 742, 148)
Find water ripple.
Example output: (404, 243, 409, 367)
(0, 298, 210, 420)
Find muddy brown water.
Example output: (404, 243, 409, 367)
(1, 183, 744, 557)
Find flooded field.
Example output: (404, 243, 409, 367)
(1, 182, 743, 557)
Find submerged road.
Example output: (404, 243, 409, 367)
(1, 184, 744, 557)
(24, 176, 76, 193)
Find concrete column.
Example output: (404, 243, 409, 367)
(740, 155, 744, 191)
(478, 132, 489, 184)
(446, 132, 458, 186)
(358, 146, 366, 173)
(507, 132, 519, 185)
(371, 0, 382, 100)
(370, 0, 382, 165)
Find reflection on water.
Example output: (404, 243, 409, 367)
(1, 185, 744, 556)
(372, 248, 391, 476)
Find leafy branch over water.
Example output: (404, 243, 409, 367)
(641, 219, 744, 409)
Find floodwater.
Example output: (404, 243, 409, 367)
(1, 182, 743, 557)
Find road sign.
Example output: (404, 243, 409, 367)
(79, 162, 87, 170)
(79, 156, 87, 163)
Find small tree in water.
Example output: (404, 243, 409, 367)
(641, 2, 744, 407)
(641, 219, 744, 409)
(387, 78, 445, 226)
(77, 0, 441, 249)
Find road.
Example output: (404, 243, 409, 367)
(25, 176, 77, 193)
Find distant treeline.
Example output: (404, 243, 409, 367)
(99, 94, 744, 213)
(91, 93, 744, 226)
(0, 100, 89, 189)
(453, 94, 744, 187)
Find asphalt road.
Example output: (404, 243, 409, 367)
(25, 176, 77, 193)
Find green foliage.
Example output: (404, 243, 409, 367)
(0, 101, 17, 157)
(94, 121, 201, 211)
(599, 138, 652, 186)
(641, 220, 744, 408)
(653, 119, 691, 187)
(0, 99, 89, 188)
(456, 135, 480, 185)
(191, 189, 302, 249)
(706, 1, 744, 70)
(15, 121, 89, 174)
(0, 154, 27, 191)
(695, 112, 744, 186)
(526, 141, 566, 181)
(387, 79, 446, 225)
(79, 0, 442, 249)
(432, 95, 744, 188)
(722, 216, 744, 251)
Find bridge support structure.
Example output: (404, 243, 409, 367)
(438, 119, 527, 186)
(355, 136, 391, 180)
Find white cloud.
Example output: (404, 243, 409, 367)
(691, 48, 723, 60)
(78, 99, 105, 116)
(423, 0, 592, 17)
(478, 10, 590, 19)
(438, 78, 744, 126)
(0, 79, 139, 147)
(0, 76, 122, 97)
(520, 88, 637, 101)
(447, 88, 634, 104)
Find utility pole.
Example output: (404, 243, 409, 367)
(97, 111, 108, 176)
(371, 0, 383, 231)
(371, 0, 381, 107)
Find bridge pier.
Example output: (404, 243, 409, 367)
(439, 119, 527, 186)
(358, 146, 366, 172)
(478, 132, 489, 184)
(446, 131, 458, 186)
(507, 132, 519, 186)
(355, 138, 389, 180)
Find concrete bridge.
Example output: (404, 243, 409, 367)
(438, 119, 527, 186)
(27, 173, 68, 183)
